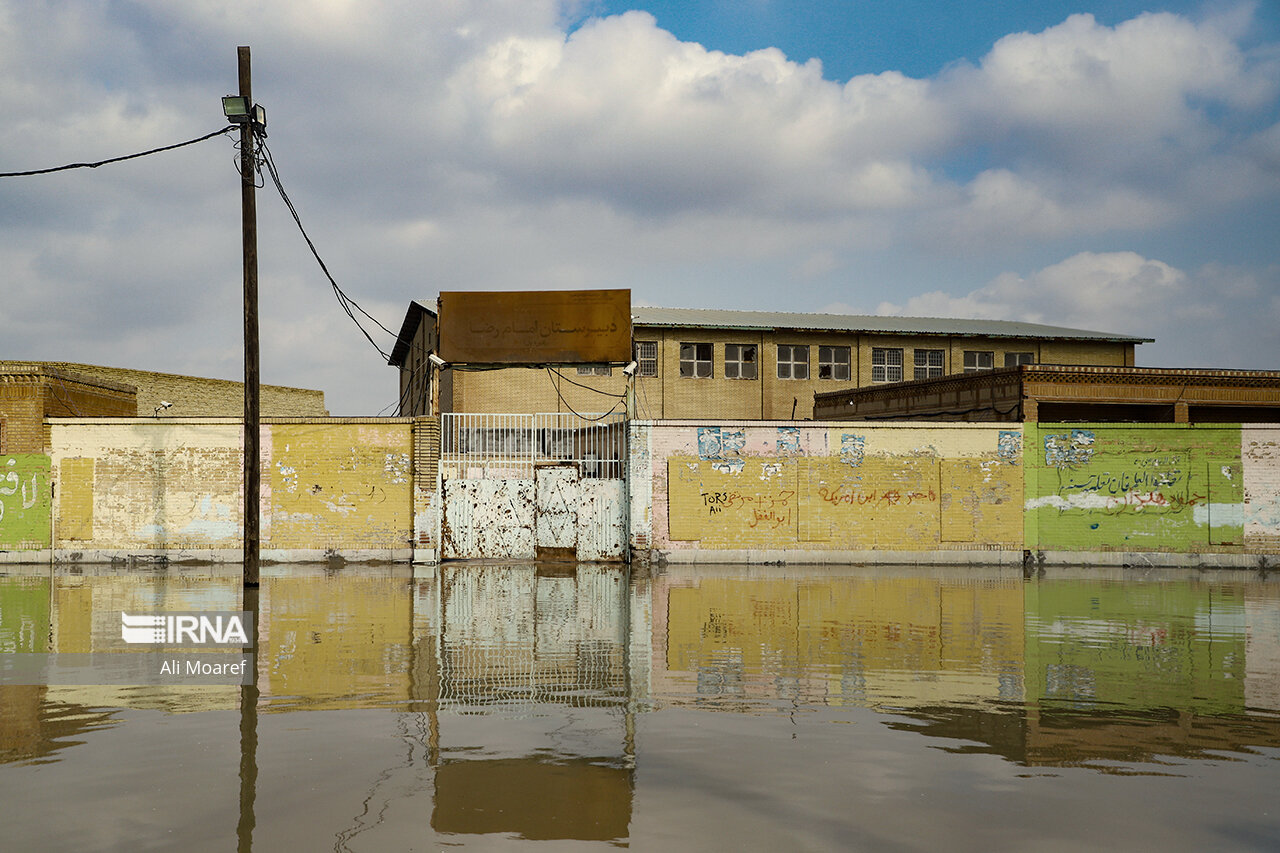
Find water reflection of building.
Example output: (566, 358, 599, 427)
(0, 568, 246, 753)
(433, 563, 632, 708)
(653, 567, 1027, 711)
(0, 574, 118, 764)
(7, 559, 1280, 827)
(255, 567, 415, 711)
(651, 566, 1280, 767)
(414, 563, 647, 844)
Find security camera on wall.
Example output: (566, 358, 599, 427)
(621, 361, 638, 377)
(428, 353, 446, 368)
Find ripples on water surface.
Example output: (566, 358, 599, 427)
(1, 563, 1279, 851)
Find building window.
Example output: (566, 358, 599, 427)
(818, 346, 851, 381)
(680, 342, 713, 378)
(871, 347, 903, 383)
(964, 351, 995, 372)
(634, 341, 658, 377)
(724, 344, 758, 379)
(1005, 352, 1035, 367)
(576, 365, 612, 376)
(914, 349, 944, 379)
(777, 345, 809, 380)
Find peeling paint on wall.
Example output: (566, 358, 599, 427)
(998, 431, 1021, 463)
(840, 434, 865, 468)
(660, 425, 1022, 551)
(1244, 428, 1280, 547)
(1044, 429, 1096, 468)
(45, 421, 417, 554)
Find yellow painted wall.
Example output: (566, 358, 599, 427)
(655, 424, 1023, 552)
(267, 423, 412, 550)
(257, 575, 413, 709)
(48, 420, 416, 554)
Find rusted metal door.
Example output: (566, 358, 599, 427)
(577, 479, 626, 561)
(438, 414, 628, 563)
(535, 464, 579, 561)
(441, 479, 535, 560)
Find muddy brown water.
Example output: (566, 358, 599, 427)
(2, 562, 1278, 851)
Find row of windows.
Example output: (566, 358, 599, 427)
(874, 347, 1034, 382)
(580, 344, 1035, 381)
(673, 343, 854, 380)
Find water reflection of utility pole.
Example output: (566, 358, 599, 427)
(623, 565, 637, 766)
(237, 581, 260, 853)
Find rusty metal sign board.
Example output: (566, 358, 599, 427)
(438, 289, 631, 364)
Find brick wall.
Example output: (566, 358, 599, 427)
(18, 362, 326, 417)
(0, 376, 46, 455)
(445, 331, 1134, 420)
(636, 421, 1025, 556)
(1243, 426, 1280, 549)
(1, 367, 135, 454)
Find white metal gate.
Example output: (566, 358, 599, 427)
(440, 413, 627, 562)
(536, 465, 578, 559)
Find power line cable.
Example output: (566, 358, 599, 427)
(545, 367, 626, 422)
(0, 127, 235, 177)
(545, 366, 628, 399)
(259, 140, 396, 361)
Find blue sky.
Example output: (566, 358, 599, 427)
(1, 1, 1277, 414)
(588, 1, 1279, 79)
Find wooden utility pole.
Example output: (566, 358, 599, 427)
(238, 45, 260, 587)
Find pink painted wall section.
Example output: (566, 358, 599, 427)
(1244, 426, 1280, 550)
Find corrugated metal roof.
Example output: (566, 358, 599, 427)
(630, 306, 1152, 343)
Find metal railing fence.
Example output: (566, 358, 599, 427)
(440, 412, 627, 479)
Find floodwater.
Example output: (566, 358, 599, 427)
(2, 562, 1280, 852)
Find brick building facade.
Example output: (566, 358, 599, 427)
(1, 362, 328, 454)
(391, 304, 1148, 419)
(0, 365, 135, 453)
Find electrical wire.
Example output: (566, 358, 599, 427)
(47, 376, 84, 417)
(0, 127, 236, 177)
(545, 366, 629, 399)
(259, 140, 397, 361)
(855, 401, 1023, 420)
(545, 367, 627, 422)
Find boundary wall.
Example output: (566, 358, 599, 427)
(629, 421, 1280, 568)
(1, 418, 441, 565)
(5, 417, 1279, 568)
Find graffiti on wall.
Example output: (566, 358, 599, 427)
(664, 426, 1022, 550)
(0, 455, 52, 548)
(1026, 425, 1244, 550)
(267, 424, 414, 549)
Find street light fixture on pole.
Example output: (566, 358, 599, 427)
(224, 47, 267, 588)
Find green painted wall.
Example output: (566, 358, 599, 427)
(0, 455, 52, 549)
(1024, 424, 1243, 552)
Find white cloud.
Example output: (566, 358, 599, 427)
(878, 252, 1186, 332)
(0, 2, 1277, 412)
(874, 251, 1280, 369)
(962, 12, 1269, 135)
